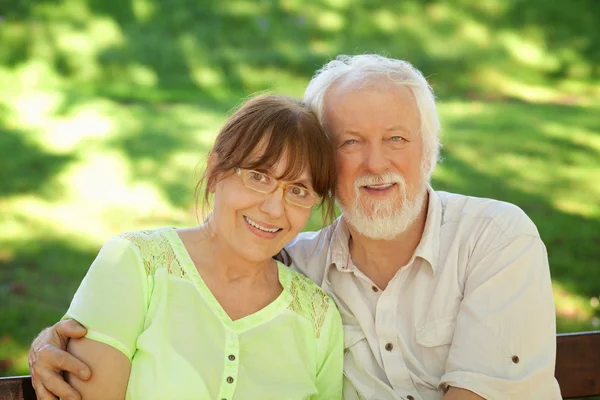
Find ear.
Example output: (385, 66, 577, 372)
(206, 152, 219, 194)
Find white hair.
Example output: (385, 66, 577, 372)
(304, 54, 442, 177)
(339, 171, 426, 239)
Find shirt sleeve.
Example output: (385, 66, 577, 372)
(63, 236, 149, 361)
(439, 233, 561, 399)
(314, 297, 344, 400)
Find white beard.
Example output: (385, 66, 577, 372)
(339, 172, 426, 240)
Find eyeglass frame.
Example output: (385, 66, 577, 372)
(234, 167, 321, 209)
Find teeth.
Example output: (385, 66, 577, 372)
(244, 216, 279, 233)
(365, 183, 394, 189)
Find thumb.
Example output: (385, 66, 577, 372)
(54, 319, 87, 343)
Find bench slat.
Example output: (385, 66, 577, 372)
(556, 331, 600, 399)
(0, 375, 35, 400)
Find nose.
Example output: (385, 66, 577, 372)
(259, 186, 286, 218)
(364, 142, 391, 174)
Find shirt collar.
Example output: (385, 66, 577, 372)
(325, 217, 353, 272)
(325, 186, 442, 275)
(414, 185, 441, 275)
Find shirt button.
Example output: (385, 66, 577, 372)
(228, 354, 236, 361)
(385, 343, 393, 351)
(407, 396, 415, 400)
(371, 285, 379, 292)
(512, 355, 520, 363)
(226, 376, 234, 383)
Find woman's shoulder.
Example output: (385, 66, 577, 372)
(112, 227, 186, 278)
(115, 226, 172, 241)
(280, 265, 336, 338)
(114, 227, 171, 256)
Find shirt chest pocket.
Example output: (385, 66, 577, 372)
(415, 317, 456, 379)
(416, 316, 456, 347)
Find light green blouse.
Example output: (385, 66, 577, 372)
(64, 227, 343, 400)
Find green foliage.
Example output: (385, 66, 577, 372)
(1, 0, 599, 100)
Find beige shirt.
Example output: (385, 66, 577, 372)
(281, 188, 561, 400)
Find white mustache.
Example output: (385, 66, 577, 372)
(355, 172, 404, 188)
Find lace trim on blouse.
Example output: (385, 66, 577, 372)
(119, 230, 187, 278)
(119, 228, 330, 338)
(287, 273, 330, 338)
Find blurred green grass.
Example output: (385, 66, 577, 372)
(1, 0, 599, 378)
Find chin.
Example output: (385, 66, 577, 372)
(246, 245, 287, 262)
(242, 252, 273, 264)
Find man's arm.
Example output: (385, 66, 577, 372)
(29, 319, 90, 400)
(439, 231, 559, 398)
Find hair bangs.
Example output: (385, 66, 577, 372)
(242, 122, 312, 184)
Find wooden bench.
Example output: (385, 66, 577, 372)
(555, 331, 600, 398)
(1, 331, 599, 399)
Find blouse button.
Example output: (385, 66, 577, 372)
(371, 285, 379, 292)
(226, 376, 234, 384)
(407, 396, 415, 400)
(512, 355, 520, 364)
(385, 343, 393, 351)
(228, 354, 236, 361)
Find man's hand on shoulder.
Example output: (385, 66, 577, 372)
(29, 319, 90, 400)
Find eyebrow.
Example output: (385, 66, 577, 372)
(386, 125, 411, 133)
(342, 130, 363, 136)
(270, 171, 312, 188)
(343, 126, 412, 135)
(292, 177, 313, 188)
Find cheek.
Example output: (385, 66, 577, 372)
(395, 145, 422, 173)
(408, 148, 425, 178)
(285, 208, 312, 234)
(336, 153, 359, 189)
(395, 149, 425, 194)
(213, 186, 258, 219)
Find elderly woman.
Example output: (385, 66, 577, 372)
(61, 95, 343, 399)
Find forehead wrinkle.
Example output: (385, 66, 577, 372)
(326, 86, 421, 142)
(386, 125, 411, 133)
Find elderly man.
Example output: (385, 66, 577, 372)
(28, 54, 561, 400)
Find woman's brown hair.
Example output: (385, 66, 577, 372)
(196, 95, 337, 224)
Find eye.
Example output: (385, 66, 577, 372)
(289, 185, 308, 197)
(248, 171, 269, 183)
(341, 139, 358, 146)
(389, 136, 405, 142)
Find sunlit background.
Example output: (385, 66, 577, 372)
(1, 0, 599, 377)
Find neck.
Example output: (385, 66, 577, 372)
(181, 225, 276, 283)
(347, 191, 429, 289)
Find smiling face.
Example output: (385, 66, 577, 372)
(323, 77, 428, 239)
(196, 95, 336, 264)
(209, 153, 314, 263)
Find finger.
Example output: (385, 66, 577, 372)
(55, 319, 87, 339)
(38, 345, 91, 380)
(34, 365, 82, 400)
(31, 354, 81, 400)
(31, 379, 59, 400)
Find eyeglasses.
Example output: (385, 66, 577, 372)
(234, 168, 320, 209)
